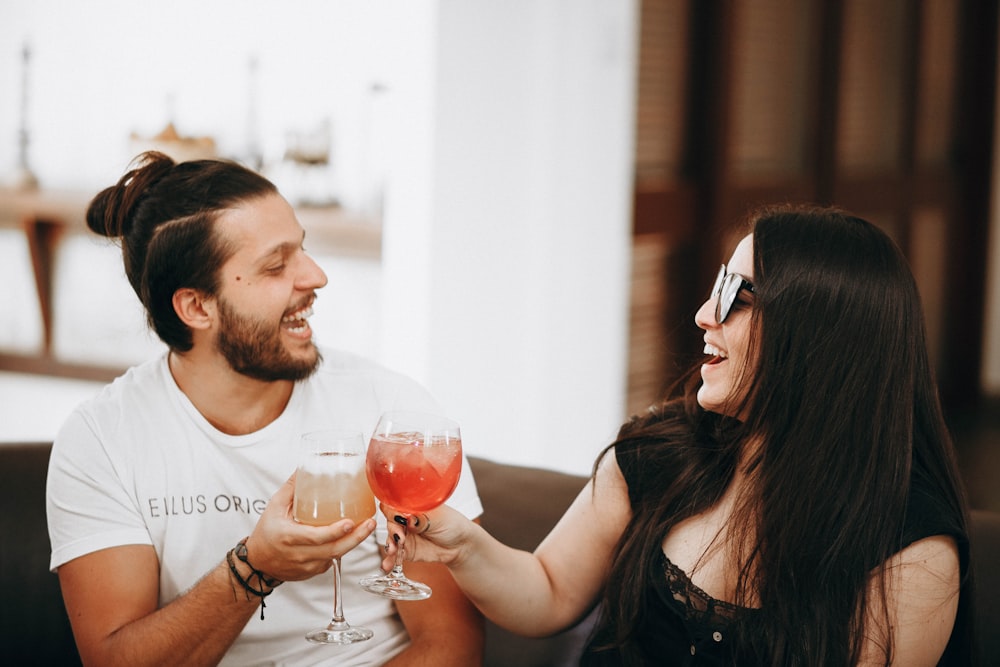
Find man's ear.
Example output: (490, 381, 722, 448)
(172, 288, 215, 330)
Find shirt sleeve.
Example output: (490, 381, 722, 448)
(614, 440, 644, 507)
(900, 474, 969, 576)
(46, 407, 152, 571)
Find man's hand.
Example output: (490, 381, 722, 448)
(244, 473, 377, 582)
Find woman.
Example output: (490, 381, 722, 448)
(382, 205, 972, 665)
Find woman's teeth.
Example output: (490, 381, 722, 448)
(703, 343, 727, 359)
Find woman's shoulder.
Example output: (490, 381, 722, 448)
(868, 534, 961, 666)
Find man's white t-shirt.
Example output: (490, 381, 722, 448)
(46, 348, 483, 666)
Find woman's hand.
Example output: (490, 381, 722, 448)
(379, 503, 478, 571)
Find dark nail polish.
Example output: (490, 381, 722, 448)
(392, 533, 401, 544)
(394, 515, 408, 526)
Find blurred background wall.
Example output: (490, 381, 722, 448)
(0, 0, 635, 475)
(1, 0, 999, 482)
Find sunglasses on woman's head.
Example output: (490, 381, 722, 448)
(711, 264, 755, 324)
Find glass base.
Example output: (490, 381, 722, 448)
(305, 623, 374, 645)
(359, 572, 432, 601)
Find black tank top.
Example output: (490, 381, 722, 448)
(579, 442, 969, 666)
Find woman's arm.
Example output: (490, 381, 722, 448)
(383, 451, 632, 636)
(859, 534, 961, 666)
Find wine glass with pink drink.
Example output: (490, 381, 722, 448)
(294, 429, 376, 644)
(359, 410, 463, 600)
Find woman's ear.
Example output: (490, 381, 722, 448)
(172, 288, 215, 330)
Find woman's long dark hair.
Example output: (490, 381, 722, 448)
(593, 205, 971, 665)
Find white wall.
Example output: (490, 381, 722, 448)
(0, 0, 405, 208)
(381, 1, 637, 474)
(0, 1, 638, 475)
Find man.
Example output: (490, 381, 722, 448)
(46, 152, 484, 666)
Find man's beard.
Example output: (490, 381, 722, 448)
(216, 297, 321, 382)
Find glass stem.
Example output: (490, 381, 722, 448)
(389, 525, 408, 579)
(330, 557, 347, 626)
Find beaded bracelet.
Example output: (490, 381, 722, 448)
(226, 537, 282, 620)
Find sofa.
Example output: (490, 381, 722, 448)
(0, 443, 592, 666)
(2, 442, 997, 666)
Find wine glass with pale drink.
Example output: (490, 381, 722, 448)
(293, 429, 376, 644)
(359, 410, 463, 600)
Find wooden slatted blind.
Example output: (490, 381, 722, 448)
(837, 0, 907, 173)
(728, 0, 818, 182)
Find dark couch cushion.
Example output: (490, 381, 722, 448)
(0, 443, 81, 666)
(469, 456, 589, 551)
(468, 456, 595, 667)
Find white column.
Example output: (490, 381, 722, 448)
(381, 0, 638, 474)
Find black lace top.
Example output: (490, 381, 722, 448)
(581, 549, 752, 666)
(579, 441, 969, 666)
(661, 555, 741, 629)
(656, 552, 749, 664)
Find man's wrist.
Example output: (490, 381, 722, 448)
(234, 537, 283, 588)
(225, 537, 282, 620)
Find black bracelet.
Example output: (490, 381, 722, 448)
(234, 537, 283, 588)
(226, 538, 281, 621)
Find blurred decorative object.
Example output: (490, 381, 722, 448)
(129, 122, 217, 164)
(269, 119, 338, 207)
(283, 119, 332, 166)
(4, 42, 39, 190)
(360, 82, 389, 217)
(242, 54, 263, 171)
